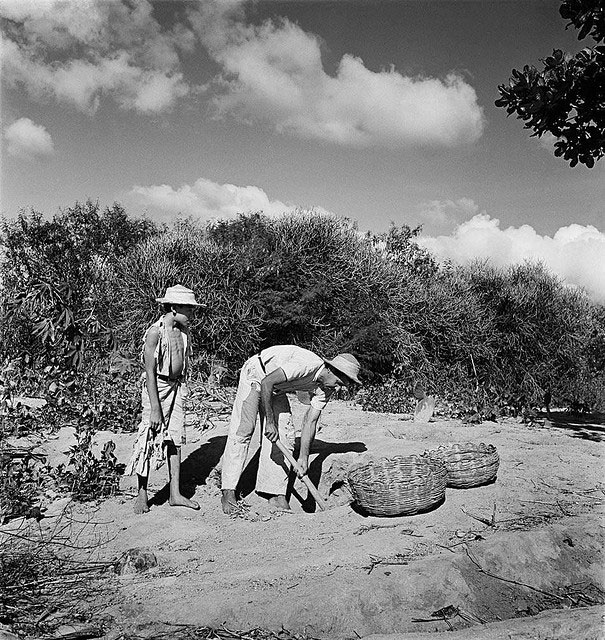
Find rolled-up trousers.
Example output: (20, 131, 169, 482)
(221, 356, 295, 495)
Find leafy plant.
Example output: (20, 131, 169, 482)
(495, 0, 605, 167)
(0, 446, 52, 523)
(0, 201, 158, 372)
(55, 422, 121, 502)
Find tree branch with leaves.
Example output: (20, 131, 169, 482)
(495, 0, 604, 167)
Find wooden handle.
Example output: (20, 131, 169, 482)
(274, 439, 328, 512)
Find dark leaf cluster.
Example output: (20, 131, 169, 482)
(495, 0, 605, 167)
(560, 0, 605, 41)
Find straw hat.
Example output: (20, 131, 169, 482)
(323, 353, 361, 385)
(156, 284, 203, 307)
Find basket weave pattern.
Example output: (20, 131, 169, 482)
(426, 442, 499, 489)
(347, 455, 447, 517)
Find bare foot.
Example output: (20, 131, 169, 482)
(133, 491, 149, 514)
(221, 489, 239, 515)
(268, 495, 291, 511)
(169, 494, 200, 510)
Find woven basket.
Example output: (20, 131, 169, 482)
(347, 455, 447, 517)
(425, 442, 499, 489)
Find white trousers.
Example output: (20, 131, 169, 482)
(221, 356, 295, 495)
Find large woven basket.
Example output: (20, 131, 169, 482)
(347, 455, 447, 517)
(425, 442, 499, 489)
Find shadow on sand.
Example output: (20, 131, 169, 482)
(149, 435, 367, 510)
(238, 438, 367, 513)
(543, 411, 605, 443)
(350, 494, 446, 518)
(148, 435, 226, 507)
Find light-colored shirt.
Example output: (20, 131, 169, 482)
(259, 345, 331, 410)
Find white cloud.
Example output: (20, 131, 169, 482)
(190, 2, 485, 147)
(128, 177, 330, 221)
(0, 0, 193, 114)
(417, 214, 605, 304)
(418, 198, 481, 233)
(4, 117, 54, 159)
(2, 0, 486, 142)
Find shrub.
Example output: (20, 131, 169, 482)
(3, 202, 603, 424)
(0, 446, 51, 523)
(0, 201, 158, 372)
(106, 219, 263, 373)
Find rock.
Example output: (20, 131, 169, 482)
(117, 547, 158, 575)
(52, 623, 104, 638)
(414, 396, 435, 422)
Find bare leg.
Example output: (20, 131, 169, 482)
(221, 489, 239, 514)
(134, 475, 150, 514)
(167, 442, 199, 510)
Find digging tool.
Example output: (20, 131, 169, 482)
(274, 439, 328, 511)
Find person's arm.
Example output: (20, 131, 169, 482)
(297, 406, 322, 476)
(260, 367, 287, 442)
(143, 327, 163, 433)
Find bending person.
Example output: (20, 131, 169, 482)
(220, 345, 361, 514)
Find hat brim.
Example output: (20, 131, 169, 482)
(323, 359, 361, 385)
(155, 298, 205, 307)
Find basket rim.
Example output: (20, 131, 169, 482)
(347, 453, 446, 479)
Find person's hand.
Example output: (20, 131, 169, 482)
(296, 456, 309, 478)
(164, 311, 176, 329)
(150, 407, 163, 434)
(264, 420, 279, 443)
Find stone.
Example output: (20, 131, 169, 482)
(116, 547, 158, 575)
(414, 396, 435, 422)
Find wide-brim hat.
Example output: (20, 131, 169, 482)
(323, 353, 361, 385)
(156, 284, 203, 307)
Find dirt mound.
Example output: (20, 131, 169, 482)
(103, 512, 603, 637)
(366, 605, 605, 640)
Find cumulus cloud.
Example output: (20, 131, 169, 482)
(4, 117, 54, 159)
(190, 2, 485, 147)
(418, 198, 481, 233)
(0, 0, 193, 113)
(2, 0, 486, 142)
(417, 213, 605, 304)
(128, 177, 330, 221)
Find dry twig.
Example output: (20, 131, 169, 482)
(464, 547, 565, 602)
(362, 553, 410, 574)
(0, 513, 116, 638)
(353, 523, 421, 536)
(461, 503, 497, 527)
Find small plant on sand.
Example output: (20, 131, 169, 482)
(55, 419, 121, 502)
(0, 446, 51, 523)
(357, 380, 416, 414)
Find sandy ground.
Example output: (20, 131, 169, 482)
(4, 398, 605, 639)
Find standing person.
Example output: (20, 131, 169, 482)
(220, 345, 361, 514)
(126, 284, 203, 514)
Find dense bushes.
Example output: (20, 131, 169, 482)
(1, 201, 159, 372)
(1, 203, 604, 423)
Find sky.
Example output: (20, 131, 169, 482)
(1, 0, 604, 302)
